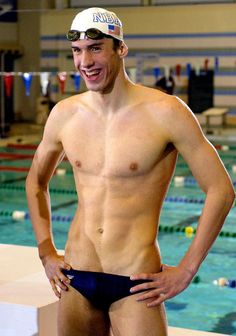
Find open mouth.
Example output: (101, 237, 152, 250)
(82, 69, 102, 81)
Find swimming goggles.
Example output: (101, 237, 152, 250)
(66, 28, 107, 41)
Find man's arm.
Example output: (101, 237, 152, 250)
(169, 97, 235, 273)
(130, 96, 235, 306)
(26, 105, 71, 298)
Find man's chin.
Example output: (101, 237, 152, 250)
(86, 86, 100, 92)
(85, 82, 104, 93)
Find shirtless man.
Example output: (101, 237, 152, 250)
(26, 7, 235, 336)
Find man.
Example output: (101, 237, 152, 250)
(26, 7, 235, 336)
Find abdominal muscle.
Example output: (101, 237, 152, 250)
(64, 173, 166, 276)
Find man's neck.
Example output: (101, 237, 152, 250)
(88, 73, 134, 117)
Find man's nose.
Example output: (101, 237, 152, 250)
(80, 50, 94, 68)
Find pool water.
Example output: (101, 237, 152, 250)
(0, 144, 236, 334)
(159, 233, 236, 334)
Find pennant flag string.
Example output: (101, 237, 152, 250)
(0, 71, 81, 97)
(0, 71, 79, 76)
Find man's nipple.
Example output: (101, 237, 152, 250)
(129, 162, 138, 171)
(75, 160, 82, 168)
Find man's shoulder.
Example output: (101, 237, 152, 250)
(49, 92, 88, 118)
(134, 86, 194, 128)
(135, 84, 172, 101)
(135, 85, 179, 112)
(55, 92, 87, 109)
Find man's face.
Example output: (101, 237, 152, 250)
(71, 38, 121, 93)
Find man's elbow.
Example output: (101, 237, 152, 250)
(228, 186, 235, 207)
(224, 182, 235, 209)
(25, 168, 31, 185)
(26, 167, 49, 194)
(25, 167, 41, 193)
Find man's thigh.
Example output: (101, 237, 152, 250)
(109, 293, 168, 336)
(57, 287, 110, 336)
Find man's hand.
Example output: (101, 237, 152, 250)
(130, 264, 194, 307)
(42, 253, 71, 298)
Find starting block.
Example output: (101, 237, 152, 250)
(202, 107, 228, 133)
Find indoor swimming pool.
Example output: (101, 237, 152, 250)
(0, 143, 236, 335)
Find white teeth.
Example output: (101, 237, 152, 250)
(85, 70, 100, 77)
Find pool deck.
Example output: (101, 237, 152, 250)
(0, 244, 229, 336)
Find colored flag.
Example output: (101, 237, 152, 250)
(4, 73, 14, 97)
(108, 24, 120, 36)
(22, 72, 33, 96)
(40, 72, 50, 96)
(58, 72, 67, 95)
(73, 72, 80, 92)
(214, 57, 219, 72)
(186, 63, 191, 78)
(154, 67, 160, 79)
(175, 64, 182, 78)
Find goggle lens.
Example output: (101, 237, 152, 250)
(66, 29, 105, 41)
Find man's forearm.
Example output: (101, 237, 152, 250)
(26, 174, 57, 260)
(179, 186, 235, 275)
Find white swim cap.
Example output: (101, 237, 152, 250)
(69, 7, 124, 42)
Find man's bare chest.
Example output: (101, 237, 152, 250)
(61, 113, 168, 177)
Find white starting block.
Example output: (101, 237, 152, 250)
(169, 327, 229, 336)
(0, 244, 58, 336)
(202, 107, 228, 133)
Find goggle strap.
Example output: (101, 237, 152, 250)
(80, 32, 86, 40)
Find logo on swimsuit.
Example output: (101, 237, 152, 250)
(67, 275, 74, 280)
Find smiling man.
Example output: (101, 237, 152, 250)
(26, 7, 235, 336)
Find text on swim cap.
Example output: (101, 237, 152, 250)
(93, 13, 121, 27)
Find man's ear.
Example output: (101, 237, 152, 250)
(118, 42, 128, 58)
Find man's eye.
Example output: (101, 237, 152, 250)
(91, 47, 101, 52)
(72, 48, 80, 54)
